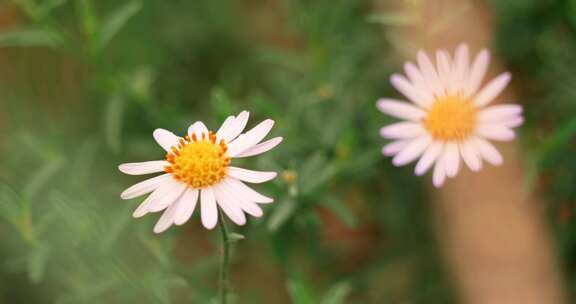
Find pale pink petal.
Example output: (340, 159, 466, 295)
(121, 174, 171, 200)
(217, 181, 263, 217)
(436, 50, 453, 92)
(465, 49, 490, 96)
(213, 185, 247, 225)
(390, 74, 430, 106)
(218, 111, 250, 143)
(153, 129, 180, 152)
(235, 137, 283, 158)
(417, 50, 443, 96)
(478, 104, 523, 123)
(472, 137, 503, 166)
(476, 124, 516, 141)
(200, 187, 218, 230)
(501, 116, 524, 128)
(153, 199, 180, 233)
(173, 188, 200, 226)
(214, 116, 235, 138)
(227, 167, 277, 183)
(474, 72, 511, 107)
(403, 62, 434, 107)
(444, 142, 460, 178)
(433, 155, 447, 187)
(227, 119, 275, 157)
(415, 142, 443, 176)
(118, 161, 168, 175)
(459, 141, 482, 172)
(382, 140, 411, 156)
(392, 135, 432, 166)
(132, 178, 179, 218)
(376, 98, 427, 120)
(379, 122, 425, 139)
(222, 177, 274, 204)
(148, 182, 187, 213)
(453, 44, 470, 92)
(188, 121, 209, 139)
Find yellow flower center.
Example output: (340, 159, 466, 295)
(423, 94, 478, 141)
(165, 131, 231, 188)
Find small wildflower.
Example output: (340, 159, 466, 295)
(378, 44, 523, 187)
(119, 111, 283, 233)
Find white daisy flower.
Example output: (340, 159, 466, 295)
(377, 44, 524, 187)
(118, 111, 283, 233)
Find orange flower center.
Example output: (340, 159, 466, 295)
(165, 131, 230, 188)
(423, 94, 478, 141)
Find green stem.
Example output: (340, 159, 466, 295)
(218, 210, 230, 304)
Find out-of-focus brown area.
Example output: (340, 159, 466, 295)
(381, 0, 568, 303)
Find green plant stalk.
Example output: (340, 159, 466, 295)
(218, 210, 231, 304)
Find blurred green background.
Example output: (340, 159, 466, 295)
(0, 0, 575, 303)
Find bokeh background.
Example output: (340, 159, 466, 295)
(0, 0, 575, 303)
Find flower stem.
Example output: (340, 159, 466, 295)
(218, 210, 230, 304)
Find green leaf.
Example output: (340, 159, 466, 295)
(103, 95, 125, 153)
(0, 183, 24, 225)
(287, 279, 317, 304)
(23, 157, 65, 201)
(321, 197, 357, 228)
(27, 247, 49, 284)
(227, 232, 245, 242)
(366, 13, 418, 26)
(268, 198, 296, 232)
(0, 28, 64, 48)
(94, 1, 142, 52)
(320, 282, 352, 304)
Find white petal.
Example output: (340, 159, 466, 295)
(478, 104, 523, 123)
(217, 181, 263, 217)
(148, 182, 187, 213)
(501, 116, 524, 128)
(392, 135, 432, 166)
(444, 142, 460, 178)
(153, 129, 180, 152)
(474, 72, 512, 107)
(404, 62, 434, 107)
(188, 121, 209, 139)
(219, 111, 250, 143)
(153, 200, 180, 233)
(459, 141, 482, 172)
(382, 140, 411, 156)
(453, 44, 470, 92)
(415, 142, 443, 176)
(118, 161, 168, 175)
(376, 98, 427, 120)
(379, 122, 424, 139)
(472, 137, 503, 166)
(465, 49, 490, 96)
(476, 124, 516, 141)
(121, 174, 171, 200)
(390, 74, 431, 106)
(227, 167, 277, 183)
(227, 119, 275, 157)
(433, 155, 447, 187)
(200, 187, 218, 229)
(173, 188, 200, 226)
(417, 50, 443, 96)
(222, 177, 274, 204)
(213, 185, 246, 225)
(132, 178, 178, 218)
(235, 137, 283, 158)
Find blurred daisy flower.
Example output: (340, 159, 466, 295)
(377, 44, 523, 187)
(119, 111, 282, 233)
